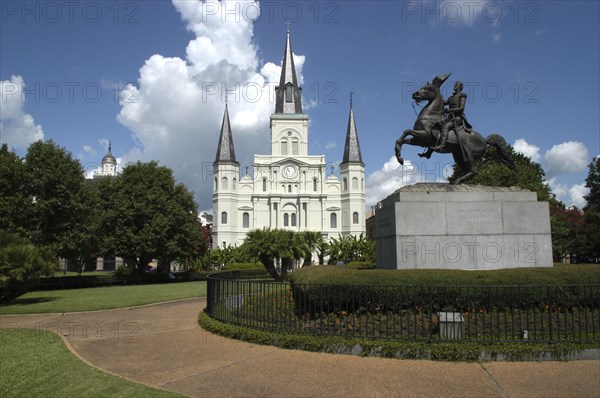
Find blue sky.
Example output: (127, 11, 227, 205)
(1, 0, 598, 211)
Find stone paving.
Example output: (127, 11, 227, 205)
(2, 298, 599, 398)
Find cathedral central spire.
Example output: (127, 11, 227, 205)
(275, 31, 303, 114)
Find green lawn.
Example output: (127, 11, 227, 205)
(0, 281, 207, 315)
(0, 329, 183, 398)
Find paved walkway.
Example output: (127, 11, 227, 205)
(1, 299, 599, 398)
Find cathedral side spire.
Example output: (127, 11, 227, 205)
(214, 104, 238, 165)
(275, 31, 303, 114)
(342, 97, 364, 165)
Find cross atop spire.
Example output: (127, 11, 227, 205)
(214, 104, 239, 165)
(275, 30, 303, 114)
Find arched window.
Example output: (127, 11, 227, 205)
(285, 83, 293, 102)
(281, 139, 288, 155)
(352, 177, 358, 190)
(313, 178, 318, 192)
(330, 213, 337, 229)
(262, 177, 267, 192)
(221, 212, 228, 224)
(288, 184, 292, 193)
(233, 178, 237, 190)
(343, 178, 348, 191)
(353, 212, 359, 224)
(291, 213, 297, 226)
(243, 212, 250, 228)
(292, 140, 299, 155)
(283, 213, 289, 227)
(214, 177, 217, 191)
(221, 177, 228, 190)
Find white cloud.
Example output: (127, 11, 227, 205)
(546, 177, 567, 200)
(568, 183, 589, 209)
(324, 141, 336, 150)
(546, 177, 590, 208)
(513, 139, 541, 162)
(0, 75, 44, 149)
(544, 141, 589, 177)
(117, 0, 306, 208)
(365, 156, 451, 207)
(78, 144, 97, 160)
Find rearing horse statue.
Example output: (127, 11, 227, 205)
(395, 73, 514, 184)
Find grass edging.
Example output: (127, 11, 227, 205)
(198, 311, 600, 362)
(0, 329, 182, 398)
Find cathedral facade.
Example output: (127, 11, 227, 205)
(212, 32, 366, 248)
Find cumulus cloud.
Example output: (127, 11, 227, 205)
(513, 138, 541, 162)
(546, 177, 590, 208)
(0, 75, 44, 149)
(78, 144, 97, 160)
(365, 156, 453, 207)
(117, 0, 305, 208)
(568, 183, 589, 209)
(544, 141, 589, 177)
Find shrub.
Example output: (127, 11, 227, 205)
(223, 262, 264, 270)
(0, 231, 54, 302)
(346, 262, 376, 270)
(289, 265, 600, 316)
(114, 265, 136, 278)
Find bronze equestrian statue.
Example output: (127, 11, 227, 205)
(394, 73, 514, 185)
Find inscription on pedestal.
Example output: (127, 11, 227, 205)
(375, 184, 553, 270)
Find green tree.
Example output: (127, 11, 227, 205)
(300, 231, 324, 266)
(0, 230, 54, 302)
(61, 180, 106, 273)
(103, 161, 200, 273)
(581, 157, 600, 261)
(549, 202, 585, 262)
(449, 146, 553, 201)
(583, 157, 600, 212)
(0, 144, 30, 235)
(242, 228, 295, 280)
(23, 140, 87, 258)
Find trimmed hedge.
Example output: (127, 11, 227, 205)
(35, 271, 209, 290)
(289, 265, 600, 286)
(288, 265, 600, 316)
(346, 262, 376, 270)
(223, 263, 264, 270)
(198, 311, 598, 362)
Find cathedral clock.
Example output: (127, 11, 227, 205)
(282, 164, 298, 179)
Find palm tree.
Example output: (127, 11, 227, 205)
(300, 231, 324, 266)
(242, 228, 290, 280)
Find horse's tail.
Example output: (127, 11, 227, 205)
(486, 134, 515, 170)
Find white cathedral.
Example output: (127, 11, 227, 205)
(212, 32, 366, 248)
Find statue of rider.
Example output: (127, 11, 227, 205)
(430, 81, 472, 152)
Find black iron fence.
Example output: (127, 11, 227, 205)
(206, 270, 600, 343)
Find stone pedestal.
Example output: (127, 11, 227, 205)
(375, 183, 553, 270)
